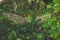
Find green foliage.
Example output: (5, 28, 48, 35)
(0, 14, 3, 21)
(0, 0, 60, 40)
(0, 16, 3, 21)
(37, 33, 44, 40)
(16, 38, 22, 40)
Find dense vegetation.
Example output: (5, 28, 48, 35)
(0, 0, 60, 40)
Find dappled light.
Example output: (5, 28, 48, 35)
(0, 0, 60, 40)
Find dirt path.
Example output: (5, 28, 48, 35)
(3, 12, 51, 24)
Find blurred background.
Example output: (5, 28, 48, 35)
(0, 0, 60, 40)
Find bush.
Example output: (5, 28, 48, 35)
(0, 0, 60, 40)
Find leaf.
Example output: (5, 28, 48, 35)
(37, 33, 43, 39)
(26, 36, 30, 39)
(57, 21, 59, 26)
(47, 5, 52, 8)
(50, 31, 59, 39)
(8, 30, 16, 40)
(0, 16, 3, 21)
(16, 38, 22, 40)
(43, 22, 49, 28)
(28, 15, 33, 22)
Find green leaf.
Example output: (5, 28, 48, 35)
(43, 22, 49, 28)
(49, 31, 59, 39)
(37, 33, 43, 39)
(0, 16, 3, 21)
(26, 36, 30, 39)
(47, 5, 52, 8)
(16, 38, 22, 40)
